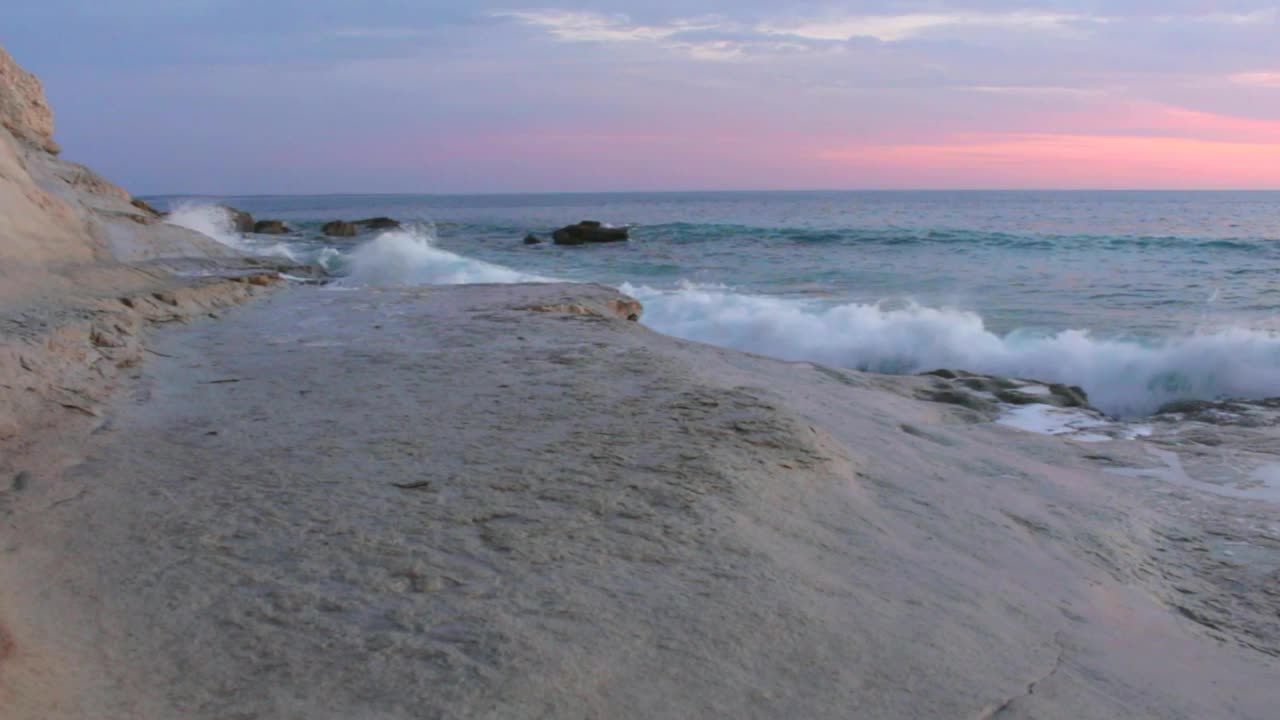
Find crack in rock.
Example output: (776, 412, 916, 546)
(981, 633, 1066, 719)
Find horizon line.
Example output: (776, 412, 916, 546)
(140, 188, 1280, 199)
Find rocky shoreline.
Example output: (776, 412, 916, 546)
(1, 41, 1278, 720)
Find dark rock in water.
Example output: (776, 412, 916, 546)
(220, 205, 255, 233)
(323, 220, 358, 238)
(523, 233, 542, 245)
(253, 219, 291, 235)
(130, 197, 161, 216)
(552, 221, 629, 246)
(355, 217, 401, 231)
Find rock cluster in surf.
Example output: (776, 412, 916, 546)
(917, 369, 1093, 419)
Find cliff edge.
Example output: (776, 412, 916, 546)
(0, 44, 241, 299)
(0, 43, 282, 492)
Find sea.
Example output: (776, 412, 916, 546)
(152, 191, 1280, 419)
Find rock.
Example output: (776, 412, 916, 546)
(917, 371, 1095, 415)
(922, 369, 959, 380)
(221, 205, 255, 233)
(552, 221, 629, 246)
(130, 198, 161, 216)
(915, 387, 999, 416)
(0, 414, 18, 441)
(355, 217, 401, 231)
(523, 233, 542, 245)
(1048, 383, 1090, 409)
(323, 220, 358, 238)
(231, 272, 281, 287)
(0, 45, 59, 154)
(253, 220, 291, 235)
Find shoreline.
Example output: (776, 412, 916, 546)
(2, 280, 1276, 718)
(2, 38, 1278, 718)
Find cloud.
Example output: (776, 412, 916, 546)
(494, 10, 720, 43)
(1231, 71, 1280, 87)
(759, 11, 1095, 43)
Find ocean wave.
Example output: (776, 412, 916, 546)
(338, 224, 553, 286)
(621, 282, 1280, 417)
(158, 208, 1280, 417)
(164, 203, 300, 261)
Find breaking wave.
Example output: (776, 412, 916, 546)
(164, 203, 300, 261)
(338, 225, 553, 286)
(622, 282, 1280, 418)
(159, 205, 1280, 418)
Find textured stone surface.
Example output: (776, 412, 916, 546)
(0, 45, 58, 154)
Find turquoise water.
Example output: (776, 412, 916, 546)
(155, 191, 1280, 416)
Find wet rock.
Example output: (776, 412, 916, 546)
(916, 388, 999, 416)
(253, 219, 291, 235)
(1153, 398, 1280, 427)
(322, 220, 358, 238)
(523, 233, 542, 245)
(220, 205, 255, 233)
(355, 217, 401, 231)
(1048, 383, 1090, 408)
(922, 369, 959, 380)
(916, 370, 1098, 419)
(552, 221, 629, 246)
(130, 198, 161, 217)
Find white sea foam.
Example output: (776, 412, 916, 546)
(155, 210, 1280, 419)
(340, 225, 552, 286)
(621, 282, 1280, 417)
(998, 405, 1112, 441)
(164, 203, 299, 261)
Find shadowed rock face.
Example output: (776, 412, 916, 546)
(553, 221, 630, 246)
(0, 45, 59, 154)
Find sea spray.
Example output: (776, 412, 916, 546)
(622, 282, 1280, 417)
(340, 224, 552, 285)
(164, 203, 301, 262)
(326, 233, 1280, 416)
(162, 200, 1280, 418)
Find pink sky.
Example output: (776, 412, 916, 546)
(8, 2, 1280, 192)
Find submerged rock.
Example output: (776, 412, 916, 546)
(253, 219, 291, 235)
(552, 221, 629, 246)
(523, 233, 542, 245)
(322, 220, 358, 238)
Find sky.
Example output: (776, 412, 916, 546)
(4, 1, 1280, 194)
